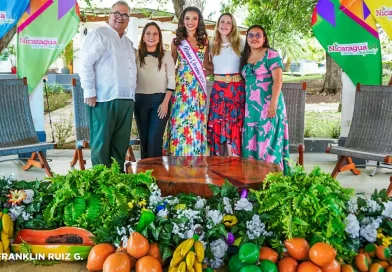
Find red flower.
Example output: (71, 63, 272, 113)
(196, 131, 202, 141)
(191, 89, 197, 98)
(182, 94, 189, 102)
(184, 126, 190, 137)
(173, 138, 179, 146)
(186, 135, 193, 145)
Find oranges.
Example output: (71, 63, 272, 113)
(309, 242, 337, 267)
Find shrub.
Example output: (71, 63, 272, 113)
(53, 114, 74, 148)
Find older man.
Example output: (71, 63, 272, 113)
(80, 0, 137, 169)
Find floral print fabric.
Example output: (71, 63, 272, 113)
(241, 48, 290, 174)
(164, 45, 208, 156)
(207, 78, 245, 156)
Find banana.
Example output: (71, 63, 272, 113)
(194, 241, 205, 263)
(178, 261, 186, 272)
(180, 238, 194, 257)
(1, 213, 11, 235)
(1, 231, 9, 251)
(194, 261, 202, 272)
(168, 266, 178, 272)
(8, 220, 14, 239)
(170, 252, 184, 268)
(0, 241, 3, 254)
(186, 251, 196, 269)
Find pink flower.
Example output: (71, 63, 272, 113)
(262, 121, 272, 135)
(265, 153, 277, 164)
(261, 102, 269, 119)
(245, 135, 257, 151)
(258, 138, 270, 158)
(249, 88, 261, 106)
(256, 81, 271, 92)
(284, 124, 289, 140)
(267, 49, 279, 59)
(254, 63, 268, 74)
(269, 62, 281, 71)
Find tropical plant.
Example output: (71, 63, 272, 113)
(43, 162, 156, 243)
(252, 165, 356, 261)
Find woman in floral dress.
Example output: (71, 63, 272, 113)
(163, 7, 210, 156)
(240, 25, 289, 174)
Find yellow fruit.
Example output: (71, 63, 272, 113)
(194, 241, 205, 263)
(181, 239, 195, 257)
(168, 266, 178, 272)
(186, 251, 196, 269)
(0, 241, 3, 254)
(1, 231, 9, 251)
(170, 252, 184, 268)
(194, 261, 203, 272)
(1, 214, 11, 235)
(8, 220, 14, 238)
(178, 261, 186, 272)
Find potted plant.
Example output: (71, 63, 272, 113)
(0, 45, 17, 73)
(60, 41, 74, 74)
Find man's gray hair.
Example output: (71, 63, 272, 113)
(112, 1, 131, 13)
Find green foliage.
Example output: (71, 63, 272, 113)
(305, 111, 341, 139)
(53, 114, 74, 148)
(43, 162, 156, 243)
(0, 176, 51, 230)
(251, 165, 355, 260)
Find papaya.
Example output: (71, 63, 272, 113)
(11, 227, 95, 261)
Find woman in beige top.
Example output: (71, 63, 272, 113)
(135, 22, 175, 158)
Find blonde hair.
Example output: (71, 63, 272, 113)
(212, 13, 241, 56)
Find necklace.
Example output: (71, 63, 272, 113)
(221, 42, 231, 49)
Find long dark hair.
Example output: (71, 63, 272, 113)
(240, 25, 270, 70)
(138, 22, 164, 70)
(174, 6, 207, 48)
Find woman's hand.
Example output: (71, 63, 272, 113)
(157, 102, 169, 119)
(267, 102, 277, 118)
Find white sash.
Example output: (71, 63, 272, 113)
(178, 40, 207, 94)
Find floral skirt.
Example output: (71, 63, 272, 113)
(207, 75, 245, 156)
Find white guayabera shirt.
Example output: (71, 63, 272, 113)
(80, 24, 137, 102)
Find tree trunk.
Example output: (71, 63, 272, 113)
(173, 0, 186, 19)
(0, 26, 16, 53)
(319, 54, 342, 95)
(284, 57, 291, 72)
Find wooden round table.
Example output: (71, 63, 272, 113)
(126, 156, 280, 197)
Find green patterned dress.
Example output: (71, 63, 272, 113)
(241, 48, 290, 174)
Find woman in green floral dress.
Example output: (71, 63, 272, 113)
(240, 25, 289, 174)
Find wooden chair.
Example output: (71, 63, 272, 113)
(70, 79, 139, 169)
(0, 78, 55, 176)
(282, 82, 306, 166)
(326, 84, 392, 178)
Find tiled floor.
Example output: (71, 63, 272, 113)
(0, 150, 391, 271)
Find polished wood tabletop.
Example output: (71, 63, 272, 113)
(126, 156, 280, 197)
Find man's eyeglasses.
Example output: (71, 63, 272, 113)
(110, 11, 130, 20)
(247, 33, 263, 39)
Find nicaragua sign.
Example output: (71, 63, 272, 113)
(0, 1, 30, 39)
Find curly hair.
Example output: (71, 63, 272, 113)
(138, 22, 164, 70)
(174, 6, 208, 48)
